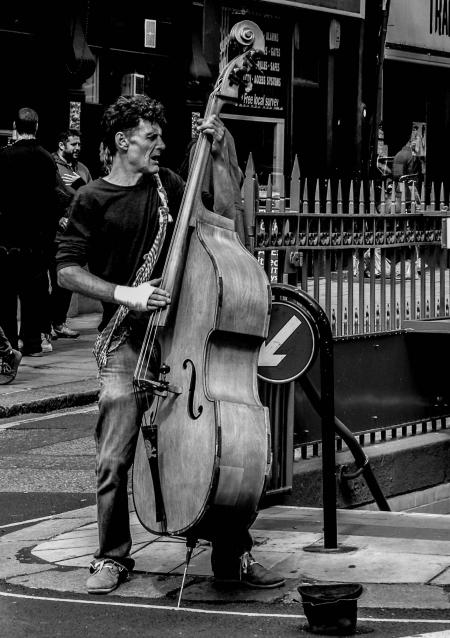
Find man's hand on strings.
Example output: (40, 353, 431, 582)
(113, 278, 170, 312)
(146, 278, 171, 312)
(197, 115, 227, 159)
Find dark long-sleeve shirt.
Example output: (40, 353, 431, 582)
(56, 167, 184, 329)
(0, 139, 62, 251)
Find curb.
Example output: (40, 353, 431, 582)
(0, 380, 99, 419)
(0, 390, 99, 419)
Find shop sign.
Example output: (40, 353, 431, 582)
(270, 249, 278, 283)
(387, 0, 450, 54)
(258, 0, 365, 19)
(220, 8, 285, 114)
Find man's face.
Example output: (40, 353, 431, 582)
(60, 136, 81, 163)
(124, 119, 165, 174)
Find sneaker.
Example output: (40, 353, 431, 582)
(86, 559, 129, 595)
(53, 322, 79, 338)
(213, 552, 285, 589)
(41, 334, 53, 353)
(0, 349, 22, 385)
(50, 327, 58, 340)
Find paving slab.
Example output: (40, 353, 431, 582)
(0, 539, 57, 580)
(129, 541, 205, 574)
(180, 577, 295, 603)
(34, 541, 151, 564)
(7, 567, 91, 594)
(273, 547, 448, 584)
(3, 518, 96, 543)
(428, 567, 450, 585)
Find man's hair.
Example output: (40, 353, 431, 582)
(15, 107, 39, 135)
(57, 128, 81, 145)
(101, 94, 166, 155)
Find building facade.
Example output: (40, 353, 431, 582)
(384, 0, 450, 188)
(202, 0, 386, 183)
(0, 1, 387, 180)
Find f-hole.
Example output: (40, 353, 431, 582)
(183, 359, 203, 420)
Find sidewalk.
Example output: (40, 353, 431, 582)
(3, 503, 450, 610)
(1, 313, 450, 611)
(0, 314, 100, 417)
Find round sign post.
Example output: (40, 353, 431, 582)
(258, 300, 317, 384)
(259, 284, 338, 550)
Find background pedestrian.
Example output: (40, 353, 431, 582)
(49, 129, 92, 339)
(0, 107, 62, 356)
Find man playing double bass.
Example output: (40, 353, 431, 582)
(56, 94, 285, 595)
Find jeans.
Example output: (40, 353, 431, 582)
(94, 328, 252, 570)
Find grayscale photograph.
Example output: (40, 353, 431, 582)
(1, 2, 450, 636)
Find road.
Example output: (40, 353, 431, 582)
(2, 591, 450, 637)
(1, 407, 450, 637)
(0, 406, 97, 532)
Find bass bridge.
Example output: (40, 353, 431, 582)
(134, 364, 182, 398)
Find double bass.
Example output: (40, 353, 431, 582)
(132, 21, 271, 544)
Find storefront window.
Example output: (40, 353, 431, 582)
(384, 0, 450, 184)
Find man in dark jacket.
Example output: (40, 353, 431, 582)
(48, 129, 92, 339)
(53, 128, 92, 194)
(0, 107, 61, 355)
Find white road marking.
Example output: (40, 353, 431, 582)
(1, 591, 450, 626)
(0, 514, 60, 530)
(0, 405, 97, 430)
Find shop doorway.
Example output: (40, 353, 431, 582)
(221, 113, 284, 193)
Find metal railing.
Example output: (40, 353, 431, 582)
(243, 154, 450, 337)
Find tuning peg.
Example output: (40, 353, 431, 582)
(229, 66, 249, 87)
(245, 49, 264, 74)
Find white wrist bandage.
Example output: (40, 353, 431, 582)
(113, 282, 155, 312)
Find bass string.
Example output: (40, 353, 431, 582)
(134, 82, 222, 388)
(155, 87, 219, 294)
(134, 309, 160, 383)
